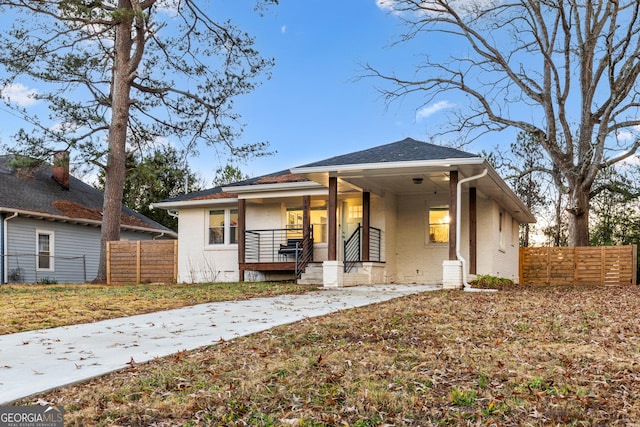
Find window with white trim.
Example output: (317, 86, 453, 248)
(208, 208, 238, 245)
(36, 230, 54, 271)
(428, 205, 449, 243)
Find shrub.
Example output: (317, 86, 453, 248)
(469, 274, 514, 290)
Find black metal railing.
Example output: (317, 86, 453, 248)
(343, 226, 361, 273)
(370, 226, 382, 262)
(244, 227, 313, 278)
(343, 225, 383, 273)
(295, 236, 314, 279)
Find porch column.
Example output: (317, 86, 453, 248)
(448, 170, 458, 260)
(328, 176, 338, 261)
(469, 187, 477, 274)
(238, 199, 246, 282)
(362, 191, 370, 261)
(302, 195, 311, 255)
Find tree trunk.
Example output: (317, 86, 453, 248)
(93, 5, 134, 283)
(567, 186, 591, 247)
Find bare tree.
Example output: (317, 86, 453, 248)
(0, 0, 275, 281)
(369, 0, 640, 246)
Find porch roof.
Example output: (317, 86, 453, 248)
(290, 138, 535, 224)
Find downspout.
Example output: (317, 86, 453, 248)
(3, 212, 18, 284)
(456, 169, 488, 291)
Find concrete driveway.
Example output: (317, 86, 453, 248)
(0, 284, 439, 404)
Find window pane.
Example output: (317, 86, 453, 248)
(429, 207, 449, 243)
(311, 208, 327, 243)
(348, 205, 362, 219)
(286, 209, 303, 239)
(230, 209, 238, 244)
(209, 210, 224, 244)
(38, 234, 51, 269)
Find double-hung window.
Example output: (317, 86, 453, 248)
(36, 230, 54, 271)
(208, 208, 238, 245)
(428, 205, 449, 244)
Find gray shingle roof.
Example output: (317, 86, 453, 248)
(159, 138, 478, 203)
(0, 155, 172, 233)
(160, 169, 309, 203)
(298, 138, 478, 168)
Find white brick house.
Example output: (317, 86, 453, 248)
(154, 138, 535, 288)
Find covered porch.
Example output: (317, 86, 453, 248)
(236, 190, 385, 284)
(234, 166, 482, 287)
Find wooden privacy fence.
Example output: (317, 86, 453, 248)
(519, 245, 637, 286)
(107, 240, 177, 284)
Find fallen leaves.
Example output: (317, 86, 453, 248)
(0, 282, 317, 335)
(14, 284, 640, 426)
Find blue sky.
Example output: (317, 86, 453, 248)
(209, 0, 488, 180)
(0, 0, 508, 184)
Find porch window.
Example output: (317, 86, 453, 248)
(208, 208, 238, 245)
(36, 230, 54, 271)
(286, 206, 327, 243)
(428, 206, 449, 243)
(230, 209, 238, 244)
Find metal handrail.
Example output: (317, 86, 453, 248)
(343, 225, 383, 273)
(343, 225, 361, 273)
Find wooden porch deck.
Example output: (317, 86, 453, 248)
(240, 262, 297, 272)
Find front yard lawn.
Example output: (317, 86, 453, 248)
(16, 285, 640, 426)
(0, 282, 315, 335)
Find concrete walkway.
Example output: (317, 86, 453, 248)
(0, 284, 439, 404)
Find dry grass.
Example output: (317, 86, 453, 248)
(0, 282, 315, 335)
(16, 285, 640, 426)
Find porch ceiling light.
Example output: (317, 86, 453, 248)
(412, 177, 424, 184)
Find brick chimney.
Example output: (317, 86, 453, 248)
(52, 150, 70, 190)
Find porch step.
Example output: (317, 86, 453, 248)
(297, 263, 374, 286)
(297, 263, 324, 285)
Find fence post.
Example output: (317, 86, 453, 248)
(173, 240, 178, 282)
(633, 244, 638, 286)
(600, 246, 605, 286)
(136, 240, 141, 284)
(106, 242, 111, 285)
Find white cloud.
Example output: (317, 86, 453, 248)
(1, 83, 38, 107)
(155, 0, 179, 17)
(416, 100, 455, 121)
(617, 130, 635, 141)
(281, 25, 287, 34)
(376, 0, 397, 12)
(376, 0, 504, 18)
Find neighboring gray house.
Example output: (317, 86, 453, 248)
(154, 138, 535, 288)
(0, 152, 177, 284)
